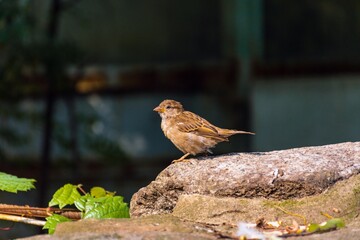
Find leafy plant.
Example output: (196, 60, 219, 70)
(43, 184, 130, 234)
(0, 172, 36, 193)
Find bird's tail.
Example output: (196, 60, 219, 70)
(218, 128, 255, 138)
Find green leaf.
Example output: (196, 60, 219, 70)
(74, 194, 92, 212)
(307, 223, 320, 233)
(319, 218, 345, 231)
(307, 218, 345, 233)
(90, 186, 115, 198)
(43, 214, 71, 234)
(0, 172, 36, 193)
(90, 187, 107, 198)
(49, 184, 82, 209)
(83, 196, 129, 219)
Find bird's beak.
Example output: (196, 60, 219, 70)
(153, 106, 164, 113)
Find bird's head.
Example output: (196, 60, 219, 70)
(153, 99, 184, 118)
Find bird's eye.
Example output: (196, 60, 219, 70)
(166, 105, 171, 109)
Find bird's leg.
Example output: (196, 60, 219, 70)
(172, 153, 191, 163)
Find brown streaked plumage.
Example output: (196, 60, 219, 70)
(153, 99, 255, 163)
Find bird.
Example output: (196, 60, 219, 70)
(153, 99, 255, 163)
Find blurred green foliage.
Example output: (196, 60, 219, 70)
(0, 0, 44, 161)
(0, 0, 34, 99)
(0, 0, 127, 163)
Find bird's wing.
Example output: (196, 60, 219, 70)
(176, 111, 228, 141)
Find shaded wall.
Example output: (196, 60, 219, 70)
(253, 76, 360, 151)
(55, 0, 221, 63)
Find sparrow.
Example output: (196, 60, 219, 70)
(153, 99, 255, 163)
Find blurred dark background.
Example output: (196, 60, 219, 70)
(1, 0, 360, 238)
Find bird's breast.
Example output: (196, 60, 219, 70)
(160, 118, 172, 139)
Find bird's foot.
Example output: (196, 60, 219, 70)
(171, 153, 191, 164)
(172, 158, 191, 164)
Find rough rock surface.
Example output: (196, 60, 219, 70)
(130, 142, 360, 217)
(21, 215, 220, 240)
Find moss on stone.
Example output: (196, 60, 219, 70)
(173, 174, 360, 225)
